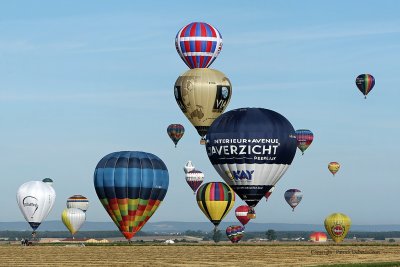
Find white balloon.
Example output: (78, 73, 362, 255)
(62, 208, 86, 235)
(16, 181, 56, 231)
(66, 195, 89, 212)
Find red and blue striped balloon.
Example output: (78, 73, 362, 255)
(295, 129, 314, 155)
(175, 22, 223, 69)
(226, 225, 245, 243)
(167, 124, 185, 147)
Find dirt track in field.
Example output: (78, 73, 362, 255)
(1, 244, 400, 266)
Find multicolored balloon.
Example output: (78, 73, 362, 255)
(174, 68, 232, 143)
(167, 124, 185, 147)
(175, 22, 223, 69)
(265, 186, 275, 202)
(94, 151, 169, 240)
(184, 160, 195, 174)
(196, 182, 235, 228)
(328, 162, 340, 176)
(16, 181, 56, 233)
(67, 195, 89, 212)
(309, 232, 327, 242)
(205, 108, 297, 212)
(355, 74, 375, 99)
(324, 213, 351, 243)
(235, 205, 251, 226)
(61, 208, 86, 236)
(284, 189, 303, 211)
(185, 170, 204, 194)
(226, 225, 245, 243)
(295, 129, 314, 155)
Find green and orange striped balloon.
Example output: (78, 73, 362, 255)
(355, 74, 375, 99)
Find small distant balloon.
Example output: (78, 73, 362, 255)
(309, 232, 327, 242)
(185, 170, 204, 194)
(235, 205, 251, 226)
(284, 189, 303, 211)
(61, 208, 86, 237)
(355, 74, 375, 99)
(183, 160, 195, 174)
(324, 213, 351, 243)
(167, 124, 185, 147)
(226, 225, 245, 243)
(328, 162, 340, 176)
(42, 178, 53, 186)
(67, 195, 89, 213)
(175, 22, 223, 69)
(295, 129, 314, 155)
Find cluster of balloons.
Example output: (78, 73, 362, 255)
(61, 195, 89, 238)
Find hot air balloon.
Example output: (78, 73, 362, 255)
(167, 124, 185, 147)
(328, 162, 340, 176)
(42, 178, 53, 186)
(94, 151, 169, 241)
(184, 160, 195, 174)
(67, 195, 89, 212)
(309, 232, 327, 242)
(265, 186, 275, 202)
(205, 108, 297, 215)
(324, 213, 351, 243)
(235, 205, 251, 226)
(174, 68, 232, 143)
(295, 129, 313, 155)
(61, 208, 86, 238)
(226, 225, 245, 243)
(284, 189, 303, 211)
(355, 74, 375, 99)
(175, 22, 223, 69)
(196, 182, 235, 229)
(185, 170, 204, 194)
(16, 181, 56, 234)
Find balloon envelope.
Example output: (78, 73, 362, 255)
(226, 225, 245, 243)
(295, 129, 313, 155)
(94, 151, 169, 240)
(185, 170, 204, 193)
(324, 213, 351, 243)
(235, 205, 251, 226)
(175, 22, 223, 69)
(174, 68, 232, 139)
(265, 186, 275, 202)
(284, 189, 303, 211)
(309, 232, 327, 242)
(16, 181, 56, 232)
(196, 182, 235, 227)
(167, 124, 185, 147)
(67, 195, 89, 212)
(328, 162, 340, 176)
(355, 74, 375, 98)
(184, 160, 195, 174)
(62, 208, 86, 235)
(205, 108, 297, 208)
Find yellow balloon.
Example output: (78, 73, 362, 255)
(174, 68, 232, 142)
(328, 162, 340, 176)
(324, 213, 351, 243)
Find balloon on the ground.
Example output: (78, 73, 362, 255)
(167, 124, 185, 147)
(94, 151, 169, 240)
(175, 22, 223, 69)
(284, 189, 303, 211)
(356, 74, 375, 99)
(42, 178, 53, 186)
(309, 232, 327, 242)
(295, 129, 314, 155)
(16, 181, 56, 233)
(235, 205, 251, 226)
(185, 170, 204, 194)
(67, 195, 89, 212)
(196, 182, 235, 227)
(61, 208, 86, 236)
(184, 160, 195, 174)
(328, 162, 340, 176)
(226, 225, 245, 243)
(324, 213, 351, 243)
(205, 108, 297, 210)
(174, 68, 232, 142)
(265, 186, 275, 202)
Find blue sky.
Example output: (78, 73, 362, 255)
(0, 1, 399, 227)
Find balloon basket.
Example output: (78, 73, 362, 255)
(200, 139, 206, 145)
(247, 207, 256, 219)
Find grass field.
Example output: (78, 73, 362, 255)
(1, 243, 400, 266)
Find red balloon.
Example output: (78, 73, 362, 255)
(235, 205, 251, 226)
